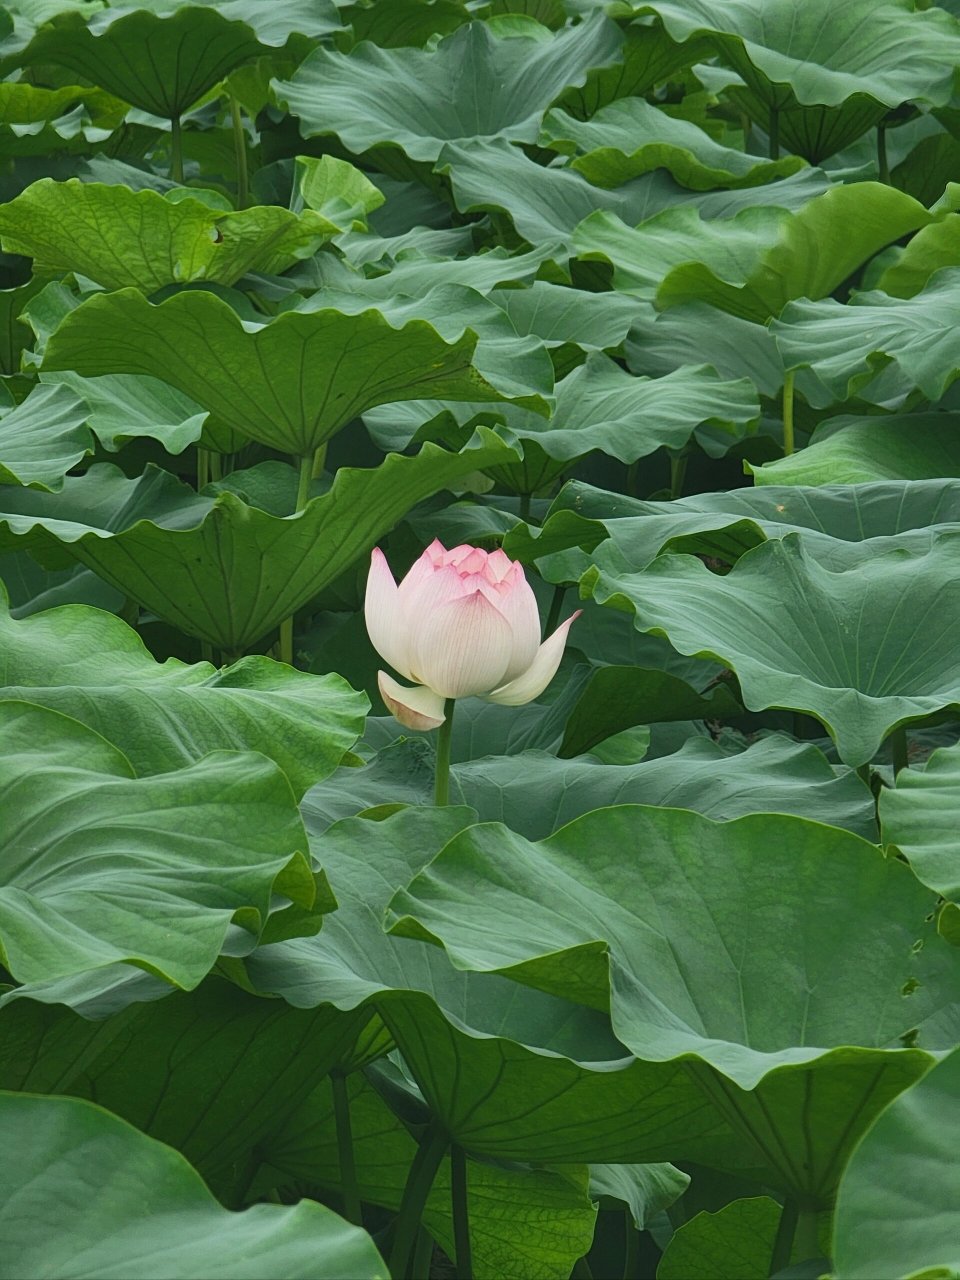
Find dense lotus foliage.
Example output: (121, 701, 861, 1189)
(1, 1, 960, 1277)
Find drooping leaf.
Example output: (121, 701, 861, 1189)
(747, 413, 960, 487)
(386, 804, 953, 1195)
(585, 532, 960, 766)
(656, 1197, 782, 1280)
(294, 153, 385, 232)
(833, 1044, 960, 1280)
(589, 1161, 690, 1230)
(0, 1092, 387, 1280)
(0, 381, 92, 490)
(491, 280, 641, 360)
(40, 370, 209, 455)
(274, 16, 622, 163)
(41, 288, 549, 456)
(14, 6, 283, 119)
(771, 269, 960, 403)
(0, 593, 366, 796)
(542, 98, 805, 190)
(654, 181, 931, 321)
(879, 740, 960, 901)
(0, 701, 317, 988)
(0, 437, 522, 650)
(876, 213, 960, 299)
(0, 179, 338, 290)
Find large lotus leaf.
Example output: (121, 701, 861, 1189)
(247, 807, 753, 1172)
(0, 701, 317, 988)
(747, 413, 960, 487)
(274, 16, 622, 163)
(0, 180, 337, 291)
(386, 804, 953, 1197)
(0, 594, 366, 796)
(833, 1044, 960, 1280)
(491, 281, 641, 360)
(633, 0, 960, 110)
(876, 214, 960, 299)
(542, 99, 804, 190)
(584, 532, 960, 766)
(286, 282, 554, 409)
(306, 733, 877, 841)
(365, 352, 759, 466)
(655, 182, 931, 322)
(0, 1093, 386, 1280)
(261, 1071, 599, 1280)
(573, 204, 787, 299)
(41, 288, 548, 457)
(534, 477, 960, 586)
(624, 299, 816, 399)
(436, 136, 691, 247)
(555, 20, 712, 118)
(771, 269, 960, 403)
(40, 370, 209, 455)
(342, 0, 470, 49)
(590, 1161, 690, 1231)
(0, 381, 92, 490)
(0, 276, 45, 377)
(13, 7, 280, 118)
(294, 154, 385, 233)
(306, 242, 557, 302)
(656, 1197, 782, 1280)
(879, 740, 960, 901)
(98, 0, 343, 44)
(0, 980, 367, 1204)
(0, 437, 522, 651)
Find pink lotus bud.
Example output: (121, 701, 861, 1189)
(365, 539, 580, 729)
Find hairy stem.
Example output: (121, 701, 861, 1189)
(434, 699, 456, 807)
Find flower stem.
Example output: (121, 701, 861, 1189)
(170, 114, 184, 184)
(451, 1143, 473, 1280)
(434, 699, 456, 806)
(782, 368, 796, 456)
(388, 1121, 448, 1279)
(230, 95, 249, 209)
(331, 1072, 361, 1226)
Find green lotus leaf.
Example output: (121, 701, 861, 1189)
(0, 592, 366, 796)
(0, 435, 522, 650)
(0, 1092, 386, 1280)
(747, 413, 960, 487)
(437, 136, 691, 246)
(274, 15, 622, 163)
(877, 214, 960, 299)
(657, 1196, 783, 1280)
(247, 807, 750, 1171)
(542, 98, 805, 190)
(772, 269, 960, 402)
(294, 153, 384, 233)
(385, 804, 953, 1196)
(833, 1044, 960, 1280)
(880, 740, 960, 901)
(306, 733, 877, 841)
(0, 701, 318, 988)
(491, 280, 641, 360)
(589, 1161, 689, 1230)
(584, 532, 960, 765)
(555, 19, 711, 119)
(0, 179, 338, 291)
(261, 1071, 598, 1280)
(40, 370, 210, 455)
(573, 204, 788, 299)
(632, 0, 960, 113)
(41, 288, 548, 457)
(13, 6, 282, 119)
(655, 181, 931, 321)
(365, 352, 759, 467)
(538, 477, 960, 582)
(99, 0, 343, 45)
(0, 381, 92, 490)
(342, 0, 469, 48)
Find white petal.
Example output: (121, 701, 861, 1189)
(485, 611, 581, 706)
(494, 565, 541, 682)
(378, 671, 447, 730)
(364, 549, 413, 679)
(411, 590, 515, 698)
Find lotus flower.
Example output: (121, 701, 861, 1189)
(365, 539, 580, 730)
